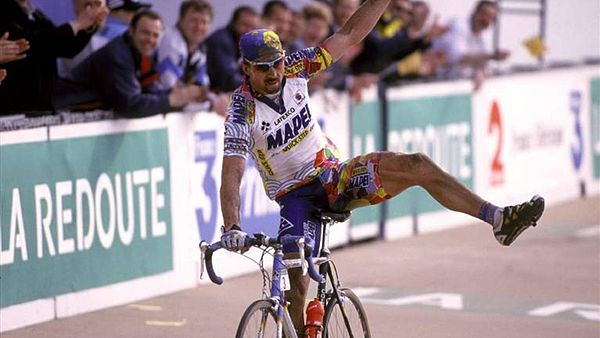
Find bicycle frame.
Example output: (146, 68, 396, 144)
(200, 210, 364, 338)
(200, 234, 323, 338)
(271, 251, 347, 338)
(269, 245, 299, 338)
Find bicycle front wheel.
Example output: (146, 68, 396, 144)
(323, 288, 371, 338)
(236, 299, 279, 338)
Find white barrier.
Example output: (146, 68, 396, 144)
(373, 66, 600, 239)
(473, 66, 600, 206)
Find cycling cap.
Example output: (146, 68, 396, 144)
(240, 29, 284, 63)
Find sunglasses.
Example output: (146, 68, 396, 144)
(246, 56, 284, 72)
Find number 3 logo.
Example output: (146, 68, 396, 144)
(570, 91, 584, 172)
(194, 131, 218, 242)
(488, 101, 504, 186)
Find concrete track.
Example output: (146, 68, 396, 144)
(4, 197, 599, 337)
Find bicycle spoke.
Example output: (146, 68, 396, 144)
(237, 300, 280, 338)
(323, 289, 370, 338)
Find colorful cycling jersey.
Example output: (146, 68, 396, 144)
(224, 46, 340, 200)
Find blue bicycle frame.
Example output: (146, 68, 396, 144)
(200, 233, 324, 338)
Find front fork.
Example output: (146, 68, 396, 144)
(263, 298, 299, 338)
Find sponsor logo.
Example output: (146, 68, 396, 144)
(388, 122, 472, 180)
(282, 127, 310, 152)
(278, 217, 294, 235)
(303, 220, 317, 240)
(256, 149, 274, 176)
(488, 101, 505, 186)
(0, 130, 172, 307)
(352, 167, 368, 176)
(266, 105, 312, 150)
(273, 107, 296, 126)
(511, 126, 563, 151)
(194, 131, 218, 243)
(294, 90, 305, 105)
(570, 91, 584, 171)
(230, 94, 255, 125)
(348, 173, 370, 189)
(285, 62, 304, 76)
(261, 121, 271, 133)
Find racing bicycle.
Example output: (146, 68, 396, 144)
(199, 209, 371, 338)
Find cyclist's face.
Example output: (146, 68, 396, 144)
(243, 56, 285, 95)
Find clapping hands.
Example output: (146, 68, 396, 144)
(72, 0, 109, 33)
(0, 32, 29, 64)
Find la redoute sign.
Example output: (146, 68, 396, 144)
(0, 130, 173, 308)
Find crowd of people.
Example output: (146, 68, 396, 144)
(0, 0, 509, 117)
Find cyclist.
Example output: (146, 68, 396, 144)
(219, 0, 545, 333)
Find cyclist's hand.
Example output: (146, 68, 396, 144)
(220, 229, 248, 252)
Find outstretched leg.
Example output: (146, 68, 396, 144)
(379, 152, 484, 216)
(377, 151, 544, 245)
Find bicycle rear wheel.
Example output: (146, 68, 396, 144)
(323, 288, 371, 338)
(236, 299, 279, 338)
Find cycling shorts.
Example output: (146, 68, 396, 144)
(277, 152, 391, 255)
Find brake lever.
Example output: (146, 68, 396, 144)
(199, 241, 208, 280)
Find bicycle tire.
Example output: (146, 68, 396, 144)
(323, 288, 371, 338)
(236, 299, 279, 338)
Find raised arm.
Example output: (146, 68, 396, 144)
(220, 156, 246, 231)
(323, 0, 390, 62)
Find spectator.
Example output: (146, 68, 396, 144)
(380, 1, 448, 81)
(262, 1, 296, 53)
(58, 10, 202, 117)
(156, 0, 227, 115)
(58, 0, 149, 78)
(298, 2, 334, 92)
(299, 2, 332, 50)
(0, 0, 107, 115)
(205, 6, 260, 93)
(330, 0, 382, 75)
(100, 0, 151, 44)
(376, 0, 412, 38)
(330, 0, 358, 32)
(304, 0, 376, 101)
(0, 32, 29, 64)
(287, 9, 306, 51)
(407, 1, 430, 37)
(0, 32, 30, 86)
(431, 0, 509, 90)
(350, 0, 446, 75)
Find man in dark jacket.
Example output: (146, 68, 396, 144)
(59, 10, 202, 117)
(0, 0, 107, 116)
(205, 6, 260, 93)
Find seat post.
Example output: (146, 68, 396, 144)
(321, 219, 332, 257)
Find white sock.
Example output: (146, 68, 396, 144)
(492, 208, 504, 230)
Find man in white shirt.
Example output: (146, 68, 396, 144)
(432, 0, 510, 89)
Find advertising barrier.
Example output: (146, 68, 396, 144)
(589, 76, 600, 195)
(385, 82, 475, 238)
(349, 86, 383, 240)
(1, 65, 598, 332)
(1, 128, 172, 308)
(472, 67, 600, 206)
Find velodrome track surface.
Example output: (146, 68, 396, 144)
(5, 196, 599, 337)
